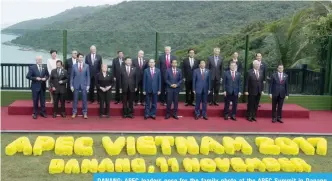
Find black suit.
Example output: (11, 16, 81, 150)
(133, 57, 148, 104)
(207, 55, 223, 103)
(50, 68, 68, 115)
(228, 59, 243, 73)
(223, 70, 242, 117)
(182, 57, 199, 104)
(119, 65, 138, 116)
(96, 72, 114, 116)
(158, 54, 177, 104)
(245, 69, 264, 118)
(269, 72, 289, 119)
(85, 53, 102, 102)
(65, 58, 77, 101)
(112, 57, 125, 102)
(250, 61, 267, 106)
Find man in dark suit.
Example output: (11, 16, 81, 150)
(71, 53, 90, 119)
(228, 52, 243, 73)
(158, 46, 176, 106)
(85, 45, 102, 104)
(193, 60, 211, 120)
(182, 48, 198, 106)
(112, 51, 125, 104)
(208, 47, 223, 106)
(245, 60, 264, 122)
(65, 50, 77, 102)
(250, 53, 267, 107)
(119, 57, 138, 118)
(223, 61, 242, 121)
(50, 60, 68, 118)
(269, 64, 289, 123)
(26, 56, 49, 119)
(165, 60, 183, 119)
(132, 50, 148, 106)
(143, 59, 161, 120)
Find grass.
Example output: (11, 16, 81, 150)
(1, 133, 332, 181)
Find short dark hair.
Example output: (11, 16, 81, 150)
(117, 51, 123, 54)
(50, 50, 57, 54)
(199, 60, 206, 64)
(188, 48, 195, 53)
(230, 61, 237, 65)
(56, 60, 63, 65)
(171, 59, 177, 63)
(77, 53, 84, 57)
(125, 57, 131, 60)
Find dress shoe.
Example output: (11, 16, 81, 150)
(224, 115, 228, 120)
(191, 103, 195, 106)
(151, 115, 156, 120)
(114, 101, 120, 104)
(272, 118, 277, 123)
(40, 113, 47, 118)
(184, 103, 189, 106)
(128, 114, 133, 118)
(231, 116, 237, 121)
(106, 115, 110, 118)
(209, 102, 213, 106)
(61, 113, 66, 118)
(83, 114, 88, 119)
(258, 104, 261, 107)
(100, 115, 103, 118)
(32, 114, 37, 119)
(277, 118, 283, 123)
(173, 115, 179, 120)
(53, 113, 57, 118)
(194, 115, 199, 120)
(248, 117, 253, 122)
(134, 102, 138, 106)
(214, 102, 219, 106)
(165, 115, 170, 119)
(144, 116, 148, 120)
(123, 115, 127, 118)
(203, 116, 208, 120)
(252, 117, 257, 121)
(71, 114, 76, 119)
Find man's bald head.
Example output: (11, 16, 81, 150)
(36, 56, 43, 64)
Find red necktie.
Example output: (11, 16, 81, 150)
(166, 55, 170, 68)
(232, 71, 235, 81)
(173, 69, 176, 78)
(79, 64, 82, 72)
(279, 73, 282, 83)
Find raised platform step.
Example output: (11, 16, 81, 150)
(8, 100, 310, 118)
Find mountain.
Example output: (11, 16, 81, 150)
(3, 1, 310, 58)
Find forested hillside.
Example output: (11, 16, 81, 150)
(3, 1, 310, 58)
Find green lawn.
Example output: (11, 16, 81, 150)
(1, 133, 332, 181)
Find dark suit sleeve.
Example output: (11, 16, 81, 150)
(118, 70, 122, 90)
(165, 70, 171, 87)
(158, 70, 161, 92)
(208, 71, 211, 91)
(99, 55, 103, 70)
(143, 70, 146, 92)
(219, 58, 223, 79)
(64, 59, 69, 70)
(269, 74, 274, 95)
(70, 68, 74, 88)
(49, 71, 54, 88)
(239, 73, 242, 93)
(135, 68, 139, 89)
(44, 65, 49, 80)
(157, 55, 161, 69)
(245, 71, 249, 92)
(96, 74, 101, 89)
(85, 56, 89, 65)
(192, 70, 196, 91)
(112, 58, 116, 78)
(181, 60, 185, 79)
(285, 75, 289, 96)
(263, 62, 267, 81)
(86, 66, 90, 87)
(177, 71, 183, 87)
(223, 72, 227, 91)
(62, 70, 68, 84)
(26, 66, 36, 81)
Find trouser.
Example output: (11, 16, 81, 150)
(209, 78, 220, 103)
(88, 76, 99, 102)
(272, 95, 284, 118)
(159, 75, 166, 103)
(195, 91, 208, 117)
(166, 90, 179, 116)
(32, 89, 46, 115)
(66, 76, 73, 101)
(185, 79, 194, 104)
(73, 88, 87, 115)
(145, 93, 158, 116)
(247, 94, 261, 117)
(98, 91, 111, 115)
(122, 91, 134, 115)
(135, 79, 145, 103)
(224, 92, 238, 116)
(53, 92, 65, 114)
(114, 78, 121, 102)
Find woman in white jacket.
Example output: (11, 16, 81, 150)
(47, 50, 60, 103)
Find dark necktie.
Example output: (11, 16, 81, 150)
(232, 71, 235, 81)
(173, 69, 176, 78)
(127, 67, 130, 76)
(58, 68, 61, 76)
(38, 65, 42, 73)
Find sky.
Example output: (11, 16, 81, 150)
(1, 0, 123, 28)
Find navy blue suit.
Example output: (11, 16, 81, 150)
(193, 68, 210, 117)
(223, 70, 242, 117)
(158, 54, 176, 103)
(165, 68, 183, 116)
(269, 72, 289, 119)
(26, 64, 49, 115)
(85, 53, 102, 102)
(143, 67, 161, 117)
(70, 63, 90, 115)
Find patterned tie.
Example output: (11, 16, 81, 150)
(166, 55, 170, 68)
(173, 69, 176, 78)
(279, 73, 282, 83)
(151, 68, 154, 78)
(201, 69, 204, 80)
(79, 64, 82, 72)
(232, 71, 235, 81)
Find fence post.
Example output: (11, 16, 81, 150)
(327, 36, 332, 95)
(242, 34, 249, 103)
(62, 30, 68, 65)
(320, 68, 325, 95)
(155, 32, 159, 61)
(301, 64, 308, 93)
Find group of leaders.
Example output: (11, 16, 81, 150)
(26, 46, 289, 123)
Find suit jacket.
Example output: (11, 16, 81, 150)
(143, 67, 161, 94)
(165, 68, 183, 92)
(245, 69, 264, 96)
(193, 68, 211, 94)
(26, 64, 49, 91)
(119, 66, 138, 92)
(132, 57, 148, 82)
(228, 59, 243, 73)
(70, 63, 90, 90)
(223, 70, 242, 95)
(208, 55, 223, 80)
(112, 57, 125, 80)
(65, 58, 77, 76)
(49, 68, 68, 94)
(85, 53, 102, 77)
(158, 54, 177, 77)
(96, 71, 114, 91)
(182, 57, 199, 81)
(269, 72, 289, 98)
(250, 61, 267, 81)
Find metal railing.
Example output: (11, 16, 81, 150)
(0, 63, 325, 95)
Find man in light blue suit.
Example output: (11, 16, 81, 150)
(165, 59, 183, 119)
(193, 60, 211, 120)
(70, 53, 90, 119)
(143, 59, 161, 120)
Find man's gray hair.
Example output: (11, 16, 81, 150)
(149, 59, 155, 63)
(164, 46, 171, 50)
(138, 50, 144, 54)
(253, 60, 260, 66)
